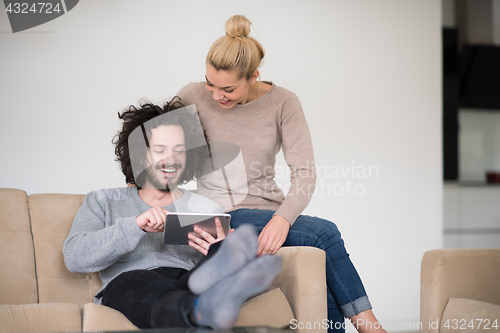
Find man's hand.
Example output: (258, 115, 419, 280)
(188, 217, 233, 255)
(257, 215, 290, 256)
(136, 207, 168, 233)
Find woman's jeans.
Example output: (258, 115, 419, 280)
(229, 209, 371, 332)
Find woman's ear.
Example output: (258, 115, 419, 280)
(249, 70, 260, 84)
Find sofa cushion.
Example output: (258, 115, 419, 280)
(0, 188, 38, 305)
(441, 298, 500, 333)
(0, 303, 81, 333)
(28, 193, 102, 306)
(236, 287, 294, 328)
(83, 287, 293, 331)
(82, 303, 139, 331)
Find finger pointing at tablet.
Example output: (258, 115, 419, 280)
(136, 207, 168, 233)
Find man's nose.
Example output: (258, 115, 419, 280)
(161, 153, 177, 165)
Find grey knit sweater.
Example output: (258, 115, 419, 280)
(63, 187, 223, 303)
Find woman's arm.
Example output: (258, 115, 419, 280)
(275, 92, 317, 223)
(258, 91, 316, 255)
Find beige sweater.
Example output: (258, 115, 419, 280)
(176, 82, 316, 225)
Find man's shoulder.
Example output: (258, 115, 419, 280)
(180, 189, 224, 214)
(87, 187, 135, 203)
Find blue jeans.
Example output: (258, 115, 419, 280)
(229, 209, 371, 333)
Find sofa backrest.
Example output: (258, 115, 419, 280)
(0, 188, 38, 304)
(28, 193, 102, 306)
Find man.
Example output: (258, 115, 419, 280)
(63, 98, 282, 330)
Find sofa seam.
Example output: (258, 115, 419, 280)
(27, 194, 40, 303)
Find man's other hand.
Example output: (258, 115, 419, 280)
(188, 217, 234, 255)
(136, 207, 167, 233)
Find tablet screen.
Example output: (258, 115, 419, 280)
(163, 213, 231, 245)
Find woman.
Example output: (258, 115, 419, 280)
(177, 15, 385, 333)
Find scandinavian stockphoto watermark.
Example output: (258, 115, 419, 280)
(249, 161, 379, 197)
(290, 319, 423, 331)
(290, 318, 499, 331)
(3, 0, 79, 33)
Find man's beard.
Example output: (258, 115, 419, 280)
(144, 162, 183, 192)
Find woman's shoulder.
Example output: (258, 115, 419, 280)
(177, 82, 205, 96)
(177, 82, 207, 106)
(266, 82, 300, 102)
(183, 81, 205, 89)
(263, 82, 302, 112)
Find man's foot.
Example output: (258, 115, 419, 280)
(194, 254, 282, 330)
(188, 224, 258, 295)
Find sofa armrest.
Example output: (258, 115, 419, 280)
(420, 249, 500, 333)
(0, 188, 38, 305)
(273, 246, 327, 333)
(83, 247, 327, 332)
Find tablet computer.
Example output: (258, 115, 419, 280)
(163, 212, 231, 245)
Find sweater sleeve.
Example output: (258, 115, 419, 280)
(274, 92, 317, 225)
(63, 191, 146, 273)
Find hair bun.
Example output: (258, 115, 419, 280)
(225, 15, 251, 38)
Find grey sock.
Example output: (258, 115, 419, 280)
(194, 255, 282, 330)
(188, 224, 258, 295)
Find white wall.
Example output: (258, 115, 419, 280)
(0, 0, 442, 331)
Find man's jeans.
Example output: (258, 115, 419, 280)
(229, 209, 371, 333)
(100, 242, 222, 329)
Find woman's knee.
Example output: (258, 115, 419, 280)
(288, 215, 344, 248)
(229, 209, 275, 229)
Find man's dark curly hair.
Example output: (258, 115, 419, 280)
(112, 96, 208, 189)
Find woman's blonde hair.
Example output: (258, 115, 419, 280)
(206, 15, 265, 81)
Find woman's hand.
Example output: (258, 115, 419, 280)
(136, 207, 168, 233)
(188, 217, 233, 256)
(257, 215, 290, 256)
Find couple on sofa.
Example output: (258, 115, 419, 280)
(64, 14, 385, 333)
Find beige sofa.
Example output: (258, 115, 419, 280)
(421, 249, 500, 333)
(0, 188, 327, 333)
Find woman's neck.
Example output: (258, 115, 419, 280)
(246, 81, 271, 104)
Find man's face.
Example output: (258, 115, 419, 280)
(143, 125, 186, 191)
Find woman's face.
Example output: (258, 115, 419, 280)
(205, 64, 256, 109)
